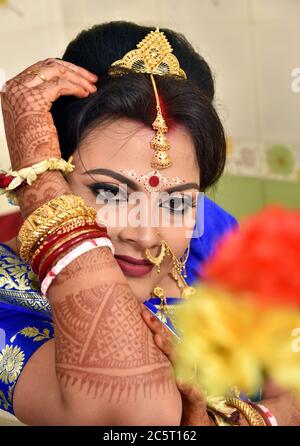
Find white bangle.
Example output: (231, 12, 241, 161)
(255, 403, 278, 426)
(41, 237, 114, 297)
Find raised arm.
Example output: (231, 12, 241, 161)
(1, 59, 182, 425)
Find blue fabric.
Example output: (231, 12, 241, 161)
(0, 242, 54, 415)
(186, 195, 238, 285)
(0, 196, 238, 416)
(0, 303, 54, 415)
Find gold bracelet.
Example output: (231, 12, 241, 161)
(31, 216, 96, 263)
(225, 395, 266, 426)
(20, 207, 96, 262)
(18, 194, 97, 262)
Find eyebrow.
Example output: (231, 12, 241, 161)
(83, 168, 200, 192)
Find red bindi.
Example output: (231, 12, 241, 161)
(149, 175, 160, 188)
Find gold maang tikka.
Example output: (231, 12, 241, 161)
(107, 27, 187, 170)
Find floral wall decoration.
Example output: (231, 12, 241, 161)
(225, 138, 300, 183)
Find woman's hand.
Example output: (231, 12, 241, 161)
(1, 58, 98, 170)
(141, 305, 214, 426)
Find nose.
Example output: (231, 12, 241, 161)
(117, 224, 160, 254)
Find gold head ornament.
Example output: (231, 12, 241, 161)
(108, 27, 187, 170)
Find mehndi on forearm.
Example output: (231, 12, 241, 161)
(48, 248, 175, 407)
(16, 170, 180, 423)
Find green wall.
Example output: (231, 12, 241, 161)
(207, 175, 300, 220)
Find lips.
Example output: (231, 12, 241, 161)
(114, 254, 153, 277)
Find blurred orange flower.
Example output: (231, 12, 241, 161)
(202, 206, 300, 309)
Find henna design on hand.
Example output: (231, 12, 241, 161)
(1, 58, 97, 171)
(1, 76, 61, 169)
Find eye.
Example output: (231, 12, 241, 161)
(160, 195, 195, 214)
(88, 183, 127, 203)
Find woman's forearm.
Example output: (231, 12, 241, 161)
(16, 170, 71, 219)
(15, 171, 182, 425)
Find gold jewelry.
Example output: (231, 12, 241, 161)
(31, 66, 47, 82)
(153, 286, 168, 322)
(225, 395, 266, 426)
(108, 27, 187, 170)
(18, 194, 97, 262)
(165, 242, 195, 298)
(31, 216, 96, 264)
(145, 240, 196, 299)
(145, 240, 167, 273)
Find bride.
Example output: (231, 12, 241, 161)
(0, 21, 240, 425)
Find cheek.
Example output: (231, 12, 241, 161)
(159, 227, 192, 259)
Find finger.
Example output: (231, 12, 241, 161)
(53, 66, 97, 93)
(53, 59, 98, 82)
(21, 60, 97, 94)
(14, 58, 97, 84)
(35, 76, 91, 102)
(154, 333, 174, 362)
(13, 60, 44, 78)
(176, 379, 204, 406)
(141, 307, 170, 337)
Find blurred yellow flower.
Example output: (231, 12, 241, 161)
(173, 285, 300, 399)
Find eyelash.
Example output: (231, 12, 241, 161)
(89, 183, 127, 201)
(88, 183, 196, 214)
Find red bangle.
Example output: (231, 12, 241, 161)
(31, 224, 101, 274)
(38, 230, 110, 282)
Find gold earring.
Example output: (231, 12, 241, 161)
(153, 286, 168, 322)
(178, 244, 190, 279)
(145, 241, 167, 273)
(165, 242, 196, 299)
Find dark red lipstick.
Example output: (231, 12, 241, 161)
(114, 254, 153, 277)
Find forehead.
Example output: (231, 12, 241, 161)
(76, 117, 199, 183)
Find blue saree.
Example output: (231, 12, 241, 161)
(0, 196, 237, 416)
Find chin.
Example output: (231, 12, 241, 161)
(126, 276, 152, 303)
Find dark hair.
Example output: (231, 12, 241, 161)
(51, 20, 226, 190)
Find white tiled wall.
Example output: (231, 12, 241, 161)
(0, 0, 300, 199)
(0, 0, 299, 214)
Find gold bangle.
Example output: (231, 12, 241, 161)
(31, 216, 96, 263)
(18, 194, 96, 262)
(225, 396, 266, 426)
(20, 206, 95, 262)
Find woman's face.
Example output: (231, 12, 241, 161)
(66, 117, 200, 302)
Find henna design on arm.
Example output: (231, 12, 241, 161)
(53, 248, 116, 286)
(52, 282, 173, 404)
(48, 249, 177, 407)
(15, 171, 71, 218)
